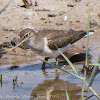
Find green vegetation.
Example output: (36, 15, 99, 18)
(44, 9, 100, 100)
(0, 0, 13, 14)
(0, 1, 100, 100)
(61, 9, 100, 99)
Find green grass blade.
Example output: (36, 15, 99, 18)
(42, 59, 83, 80)
(0, 0, 13, 14)
(85, 81, 100, 99)
(89, 63, 100, 66)
(88, 56, 100, 86)
(83, 95, 94, 100)
(0, 35, 30, 55)
(58, 48, 79, 76)
(65, 86, 70, 100)
(85, 8, 90, 66)
(44, 59, 100, 99)
(81, 68, 86, 99)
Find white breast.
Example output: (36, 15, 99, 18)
(43, 37, 71, 58)
(43, 37, 52, 53)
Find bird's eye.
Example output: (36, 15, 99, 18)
(26, 34, 29, 37)
(24, 33, 29, 38)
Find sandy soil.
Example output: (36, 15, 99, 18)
(0, 0, 100, 65)
(0, 1, 100, 100)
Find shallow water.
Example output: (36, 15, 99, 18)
(0, 60, 81, 100)
(0, 0, 100, 99)
(0, 57, 100, 100)
(0, 44, 100, 100)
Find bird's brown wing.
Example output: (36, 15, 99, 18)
(45, 29, 86, 50)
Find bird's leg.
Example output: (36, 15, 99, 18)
(55, 58, 59, 79)
(41, 57, 49, 71)
(55, 58, 58, 66)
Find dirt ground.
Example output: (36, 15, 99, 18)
(0, 0, 100, 65)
